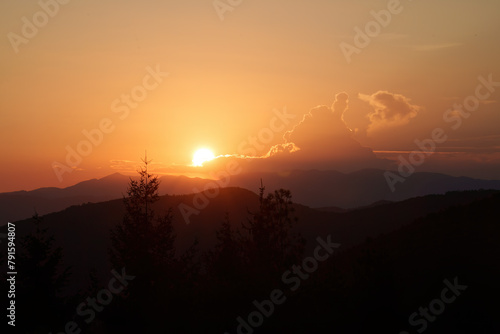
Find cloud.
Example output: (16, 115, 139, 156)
(255, 92, 388, 171)
(359, 91, 421, 134)
(282, 93, 351, 152)
(264, 142, 300, 157)
(281, 92, 353, 153)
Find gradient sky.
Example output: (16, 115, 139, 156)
(1, 0, 499, 192)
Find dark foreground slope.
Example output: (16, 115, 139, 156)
(1, 189, 499, 333)
(3, 188, 498, 292)
(263, 192, 500, 333)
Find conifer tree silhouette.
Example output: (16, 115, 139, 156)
(206, 213, 243, 282)
(110, 155, 175, 284)
(109, 154, 201, 331)
(17, 213, 71, 333)
(109, 155, 176, 328)
(243, 181, 305, 279)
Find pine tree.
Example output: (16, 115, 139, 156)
(110, 155, 176, 285)
(243, 181, 305, 275)
(17, 213, 71, 333)
(109, 155, 178, 330)
(206, 213, 243, 282)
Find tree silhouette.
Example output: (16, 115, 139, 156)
(198, 185, 306, 332)
(205, 213, 243, 282)
(110, 155, 176, 283)
(17, 213, 71, 333)
(242, 181, 305, 276)
(109, 155, 202, 331)
(109, 156, 176, 328)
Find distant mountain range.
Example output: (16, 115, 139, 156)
(0, 173, 208, 223)
(1, 169, 500, 223)
(227, 169, 500, 208)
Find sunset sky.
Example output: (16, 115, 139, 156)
(1, 0, 499, 192)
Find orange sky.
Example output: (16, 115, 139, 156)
(1, 0, 499, 192)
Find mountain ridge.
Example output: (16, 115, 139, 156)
(2, 169, 500, 223)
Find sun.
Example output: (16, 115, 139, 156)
(192, 148, 215, 166)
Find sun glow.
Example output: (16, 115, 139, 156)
(192, 148, 215, 166)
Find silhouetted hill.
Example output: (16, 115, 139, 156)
(2, 188, 498, 300)
(316, 200, 393, 212)
(266, 193, 500, 333)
